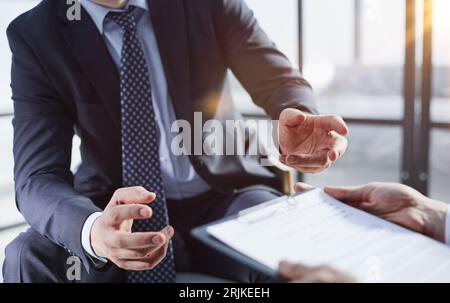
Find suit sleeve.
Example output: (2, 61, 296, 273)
(213, 0, 318, 119)
(7, 22, 101, 271)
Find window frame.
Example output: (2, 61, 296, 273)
(299, 0, 450, 195)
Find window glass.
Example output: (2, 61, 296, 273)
(429, 129, 450, 202)
(431, 0, 450, 123)
(303, 0, 405, 120)
(0, 0, 40, 114)
(230, 0, 299, 115)
(305, 125, 402, 187)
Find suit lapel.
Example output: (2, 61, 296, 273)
(148, 0, 194, 123)
(58, 0, 193, 129)
(59, 4, 121, 130)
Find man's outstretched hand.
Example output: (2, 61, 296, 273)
(279, 108, 349, 174)
(91, 187, 174, 271)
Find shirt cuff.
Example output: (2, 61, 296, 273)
(81, 212, 108, 263)
(445, 204, 450, 246)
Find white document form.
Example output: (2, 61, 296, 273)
(207, 189, 450, 282)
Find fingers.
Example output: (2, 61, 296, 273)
(280, 110, 348, 136)
(280, 108, 307, 128)
(279, 132, 347, 173)
(116, 246, 168, 271)
(117, 260, 160, 271)
(283, 151, 329, 167)
(297, 167, 328, 174)
(324, 185, 367, 204)
(319, 115, 349, 136)
(294, 266, 353, 283)
(294, 182, 315, 193)
(280, 152, 331, 174)
(111, 231, 162, 249)
(279, 261, 356, 283)
(143, 239, 170, 269)
(111, 227, 174, 271)
(112, 246, 160, 260)
(111, 226, 174, 259)
(279, 261, 311, 280)
(106, 204, 153, 226)
(326, 132, 348, 162)
(110, 186, 156, 207)
(121, 244, 170, 271)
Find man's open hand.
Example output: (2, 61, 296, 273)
(279, 108, 349, 174)
(91, 187, 174, 271)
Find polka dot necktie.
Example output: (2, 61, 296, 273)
(106, 6, 176, 283)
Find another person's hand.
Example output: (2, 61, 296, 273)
(279, 108, 349, 174)
(295, 182, 448, 242)
(279, 261, 357, 283)
(91, 187, 174, 270)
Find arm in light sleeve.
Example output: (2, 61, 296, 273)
(81, 212, 108, 263)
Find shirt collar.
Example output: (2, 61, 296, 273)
(80, 0, 149, 33)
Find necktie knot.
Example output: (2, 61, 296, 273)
(106, 5, 137, 31)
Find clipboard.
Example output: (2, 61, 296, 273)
(190, 190, 314, 282)
(192, 188, 450, 283)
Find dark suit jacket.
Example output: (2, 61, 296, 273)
(7, 0, 317, 270)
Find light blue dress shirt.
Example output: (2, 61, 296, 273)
(80, 0, 210, 200)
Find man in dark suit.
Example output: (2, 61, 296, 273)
(3, 0, 348, 282)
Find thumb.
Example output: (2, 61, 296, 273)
(106, 204, 153, 226)
(324, 185, 366, 203)
(279, 261, 310, 280)
(280, 108, 307, 128)
(108, 186, 156, 208)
